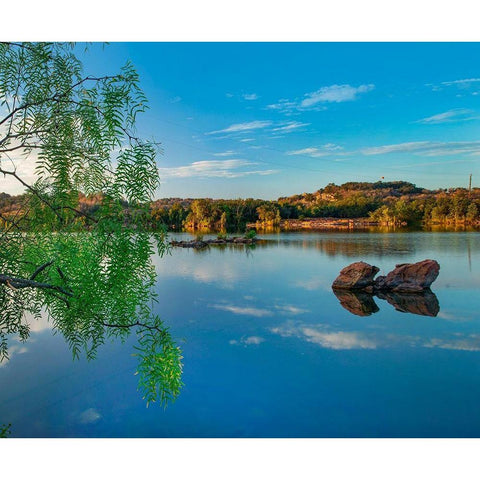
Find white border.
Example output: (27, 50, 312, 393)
(2, 0, 480, 41)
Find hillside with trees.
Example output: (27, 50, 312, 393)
(2, 180, 480, 231)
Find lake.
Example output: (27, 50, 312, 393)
(1, 230, 480, 437)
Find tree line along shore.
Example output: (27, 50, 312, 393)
(1, 180, 480, 232)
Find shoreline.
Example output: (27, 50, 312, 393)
(247, 217, 387, 230)
(246, 217, 480, 231)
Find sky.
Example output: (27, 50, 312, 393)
(4, 42, 480, 199)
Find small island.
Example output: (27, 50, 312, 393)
(170, 234, 259, 249)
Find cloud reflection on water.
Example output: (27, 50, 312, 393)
(270, 320, 480, 352)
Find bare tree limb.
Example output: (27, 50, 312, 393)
(0, 274, 73, 297)
(30, 260, 54, 280)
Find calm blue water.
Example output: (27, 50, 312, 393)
(1, 231, 480, 437)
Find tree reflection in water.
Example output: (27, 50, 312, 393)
(0, 231, 183, 408)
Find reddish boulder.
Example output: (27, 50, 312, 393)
(376, 259, 440, 292)
(332, 261, 379, 290)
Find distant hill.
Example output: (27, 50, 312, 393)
(1, 180, 480, 230)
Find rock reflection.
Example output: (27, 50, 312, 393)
(332, 290, 380, 316)
(333, 288, 440, 317)
(377, 290, 440, 317)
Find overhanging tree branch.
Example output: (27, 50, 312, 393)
(0, 274, 73, 297)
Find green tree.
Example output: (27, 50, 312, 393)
(466, 202, 479, 222)
(0, 42, 182, 407)
(256, 203, 281, 225)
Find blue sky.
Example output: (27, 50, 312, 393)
(78, 43, 480, 199)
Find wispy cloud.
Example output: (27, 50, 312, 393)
(79, 408, 102, 424)
(207, 120, 272, 135)
(441, 78, 480, 86)
(361, 140, 480, 156)
(213, 150, 237, 157)
(169, 96, 182, 103)
(272, 321, 480, 352)
(415, 109, 477, 124)
(230, 336, 265, 346)
(389, 158, 475, 169)
(427, 78, 480, 94)
(226, 92, 259, 101)
(361, 141, 432, 155)
(0, 344, 28, 367)
(266, 84, 374, 114)
(212, 303, 273, 317)
(270, 322, 378, 350)
(158, 160, 277, 179)
(266, 99, 301, 115)
(301, 84, 375, 107)
(287, 147, 328, 157)
(275, 305, 310, 315)
(287, 143, 343, 157)
(271, 121, 310, 133)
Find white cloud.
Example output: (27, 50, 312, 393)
(361, 141, 432, 155)
(270, 323, 378, 350)
(79, 408, 102, 424)
(271, 121, 310, 133)
(267, 84, 374, 115)
(287, 144, 343, 157)
(154, 253, 241, 288)
(230, 336, 265, 346)
(275, 305, 309, 315)
(271, 321, 480, 353)
(212, 303, 273, 317)
(265, 99, 300, 115)
(424, 336, 480, 351)
(415, 109, 477, 124)
(0, 344, 28, 368)
(301, 83, 375, 107)
(392, 158, 474, 169)
(225, 92, 259, 100)
(428, 78, 480, 94)
(207, 120, 272, 135)
(28, 314, 52, 332)
(0, 148, 40, 194)
(361, 140, 480, 156)
(301, 328, 378, 350)
(213, 150, 237, 157)
(441, 78, 480, 86)
(158, 159, 276, 179)
(169, 96, 182, 103)
(287, 148, 327, 157)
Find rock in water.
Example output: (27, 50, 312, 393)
(376, 259, 440, 292)
(332, 261, 379, 290)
